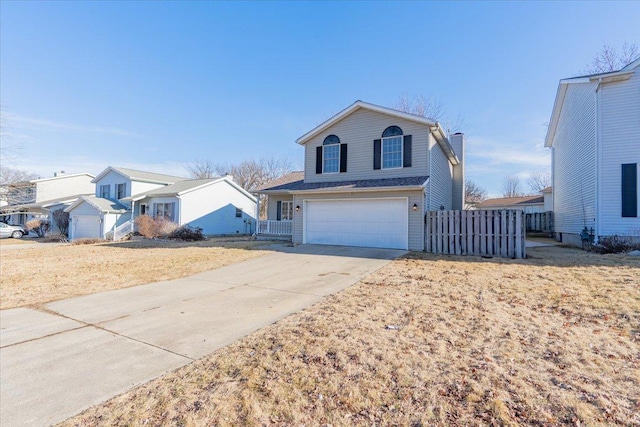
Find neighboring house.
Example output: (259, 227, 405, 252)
(545, 57, 640, 245)
(0, 172, 95, 225)
(474, 194, 546, 213)
(65, 166, 257, 239)
(124, 177, 257, 235)
(65, 166, 186, 240)
(254, 100, 465, 250)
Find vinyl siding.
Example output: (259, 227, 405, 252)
(266, 195, 294, 221)
(599, 70, 640, 236)
(428, 135, 454, 211)
(161, 180, 257, 235)
(551, 82, 598, 235)
(35, 175, 94, 203)
(303, 108, 430, 183)
(94, 171, 170, 208)
(291, 190, 425, 251)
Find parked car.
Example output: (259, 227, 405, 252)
(0, 223, 29, 239)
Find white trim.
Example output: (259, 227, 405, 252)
(302, 196, 409, 250)
(296, 100, 437, 145)
(30, 173, 95, 183)
(321, 143, 340, 174)
(281, 201, 294, 221)
(381, 135, 403, 170)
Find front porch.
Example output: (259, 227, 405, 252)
(256, 219, 292, 239)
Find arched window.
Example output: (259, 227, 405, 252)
(323, 135, 340, 173)
(382, 126, 403, 138)
(381, 126, 403, 168)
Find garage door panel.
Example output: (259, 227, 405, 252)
(304, 199, 408, 250)
(73, 215, 101, 239)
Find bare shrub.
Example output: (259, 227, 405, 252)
(43, 233, 68, 243)
(25, 218, 50, 237)
(168, 225, 205, 241)
(156, 218, 179, 238)
(135, 215, 159, 238)
(51, 209, 70, 236)
(593, 235, 633, 254)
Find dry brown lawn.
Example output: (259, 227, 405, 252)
(60, 245, 640, 426)
(0, 238, 271, 309)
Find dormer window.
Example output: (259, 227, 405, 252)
(116, 183, 127, 199)
(99, 184, 110, 199)
(382, 126, 403, 169)
(323, 135, 340, 173)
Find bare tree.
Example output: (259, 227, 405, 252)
(0, 167, 38, 205)
(527, 171, 551, 194)
(185, 159, 216, 179)
(395, 94, 464, 134)
(585, 42, 639, 74)
(465, 180, 487, 208)
(502, 175, 524, 198)
(52, 208, 70, 236)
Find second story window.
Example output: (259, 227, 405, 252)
(116, 183, 127, 199)
(99, 184, 110, 199)
(323, 135, 340, 173)
(382, 126, 403, 169)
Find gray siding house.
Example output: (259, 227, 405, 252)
(255, 100, 465, 251)
(545, 57, 640, 245)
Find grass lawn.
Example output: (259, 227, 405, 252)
(0, 238, 273, 309)
(60, 245, 639, 426)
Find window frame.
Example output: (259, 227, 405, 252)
(235, 207, 243, 218)
(116, 183, 126, 199)
(381, 135, 403, 169)
(322, 135, 340, 174)
(281, 201, 293, 221)
(154, 202, 176, 222)
(99, 184, 110, 199)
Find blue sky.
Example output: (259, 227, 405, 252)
(1, 1, 638, 197)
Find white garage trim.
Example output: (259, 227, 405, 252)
(302, 197, 409, 250)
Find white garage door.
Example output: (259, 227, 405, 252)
(73, 215, 101, 239)
(304, 198, 408, 250)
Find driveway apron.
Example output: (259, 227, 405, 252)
(0, 244, 403, 426)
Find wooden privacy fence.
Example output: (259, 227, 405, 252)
(525, 211, 553, 232)
(425, 210, 526, 259)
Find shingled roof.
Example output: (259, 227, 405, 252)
(256, 175, 429, 193)
(475, 195, 544, 209)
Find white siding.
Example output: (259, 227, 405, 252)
(266, 195, 294, 220)
(176, 180, 257, 235)
(599, 71, 640, 236)
(292, 189, 424, 251)
(131, 181, 169, 199)
(95, 171, 169, 208)
(35, 174, 94, 203)
(428, 135, 454, 211)
(303, 108, 430, 183)
(551, 82, 598, 236)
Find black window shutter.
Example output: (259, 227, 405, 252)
(622, 163, 637, 217)
(403, 135, 412, 168)
(316, 146, 323, 174)
(276, 201, 282, 221)
(373, 139, 381, 170)
(340, 144, 348, 173)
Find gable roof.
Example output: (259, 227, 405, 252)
(253, 171, 304, 192)
(255, 175, 429, 194)
(64, 195, 129, 214)
(545, 57, 640, 147)
(127, 176, 257, 202)
(475, 195, 544, 209)
(295, 100, 459, 165)
(31, 173, 95, 183)
(92, 166, 186, 185)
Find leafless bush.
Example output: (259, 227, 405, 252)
(43, 233, 68, 243)
(168, 225, 205, 241)
(51, 209, 70, 236)
(134, 215, 179, 238)
(592, 235, 634, 254)
(25, 218, 50, 237)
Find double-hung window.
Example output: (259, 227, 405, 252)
(116, 183, 126, 199)
(323, 135, 340, 173)
(154, 202, 175, 222)
(382, 126, 403, 169)
(99, 184, 110, 199)
(281, 201, 293, 221)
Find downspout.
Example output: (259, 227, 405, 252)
(595, 77, 603, 242)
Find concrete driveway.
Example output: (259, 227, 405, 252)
(0, 244, 404, 426)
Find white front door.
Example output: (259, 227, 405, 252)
(304, 198, 408, 250)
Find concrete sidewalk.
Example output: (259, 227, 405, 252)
(0, 244, 403, 426)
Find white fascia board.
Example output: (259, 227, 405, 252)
(544, 83, 568, 147)
(177, 177, 257, 202)
(91, 166, 126, 184)
(430, 124, 459, 165)
(64, 196, 92, 213)
(31, 172, 95, 183)
(296, 100, 437, 145)
(289, 185, 427, 195)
